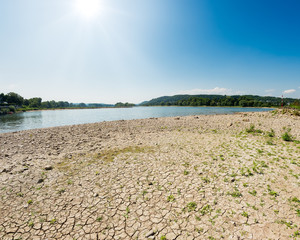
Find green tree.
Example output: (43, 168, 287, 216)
(6, 92, 24, 105)
(28, 98, 42, 108)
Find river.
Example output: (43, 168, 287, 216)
(0, 106, 272, 133)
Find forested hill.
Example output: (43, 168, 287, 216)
(141, 94, 298, 107)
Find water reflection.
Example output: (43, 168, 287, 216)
(0, 111, 43, 132)
(0, 107, 272, 134)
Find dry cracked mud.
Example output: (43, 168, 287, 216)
(0, 110, 299, 240)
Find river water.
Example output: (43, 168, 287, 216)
(0, 106, 272, 133)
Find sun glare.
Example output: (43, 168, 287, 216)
(75, 0, 101, 19)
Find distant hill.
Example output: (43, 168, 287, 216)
(140, 94, 298, 107)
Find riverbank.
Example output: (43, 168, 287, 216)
(0, 111, 299, 239)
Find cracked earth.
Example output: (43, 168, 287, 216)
(0, 111, 299, 239)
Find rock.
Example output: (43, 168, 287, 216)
(145, 230, 155, 238)
(44, 165, 53, 171)
(37, 179, 44, 184)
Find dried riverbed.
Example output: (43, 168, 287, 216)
(0, 111, 299, 239)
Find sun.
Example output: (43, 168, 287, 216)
(74, 0, 101, 19)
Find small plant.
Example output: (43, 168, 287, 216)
(50, 219, 56, 224)
(292, 230, 300, 237)
(27, 200, 33, 205)
(67, 179, 73, 185)
(282, 132, 293, 142)
(17, 192, 24, 197)
(267, 129, 275, 137)
(257, 149, 263, 154)
(160, 235, 166, 240)
(167, 195, 175, 202)
(142, 190, 148, 196)
(200, 204, 211, 215)
(186, 202, 197, 212)
(290, 197, 300, 203)
(296, 209, 300, 217)
(227, 188, 242, 198)
(124, 207, 130, 218)
(28, 221, 34, 227)
(96, 216, 103, 222)
(267, 185, 279, 197)
(246, 124, 263, 134)
(242, 211, 249, 218)
(183, 170, 190, 175)
(202, 176, 210, 183)
(248, 189, 257, 196)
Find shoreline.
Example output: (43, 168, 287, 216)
(0, 106, 274, 135)
(0, 111, 299, 239)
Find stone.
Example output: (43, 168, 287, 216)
(145, 230, 155, 238)
(44, 165, 53, 171)
(37, 179, 44, 183)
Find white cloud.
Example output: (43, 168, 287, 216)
(283, 89, 296, 94)
(176, 87, 239, 95)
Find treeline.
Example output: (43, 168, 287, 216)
(141, 94, 299, 107)
(0, 92, 117, 114)
(115, 102, 135, 108)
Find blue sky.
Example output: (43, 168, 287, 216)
(0, 0, 299, 103)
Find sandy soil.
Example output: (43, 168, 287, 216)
(0, 110, 299, 240)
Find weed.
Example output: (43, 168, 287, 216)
(142, 190, 148, 196)
(276, 220, 296, 229)
(28, 221, 34, 227)
(246, 124, 263, 134)
(227, 188, 242, 198)
(202, 176, 210, 183)
(186, 202, 197, 212)
(167, 195, 175, 202)
(27, 200, 33, 205)
(290, 197, 300, 203)
(242, 211, 249, 218)
(267, 129, 275, 137)
(17, 192, 24, 197)
(200, 204, 211, 215)
(267, 185, 279, 197)
(292, 230, 300, 237)
(50, 219, 56, 224)
(160, 235, 166, 240)
(248, 190, 257, 196)
(96, 216, 103, 222)
(282, 132, 293, 142)
(183, 170, 190, 175)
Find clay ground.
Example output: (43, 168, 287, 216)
(0, 110, 299, 240)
